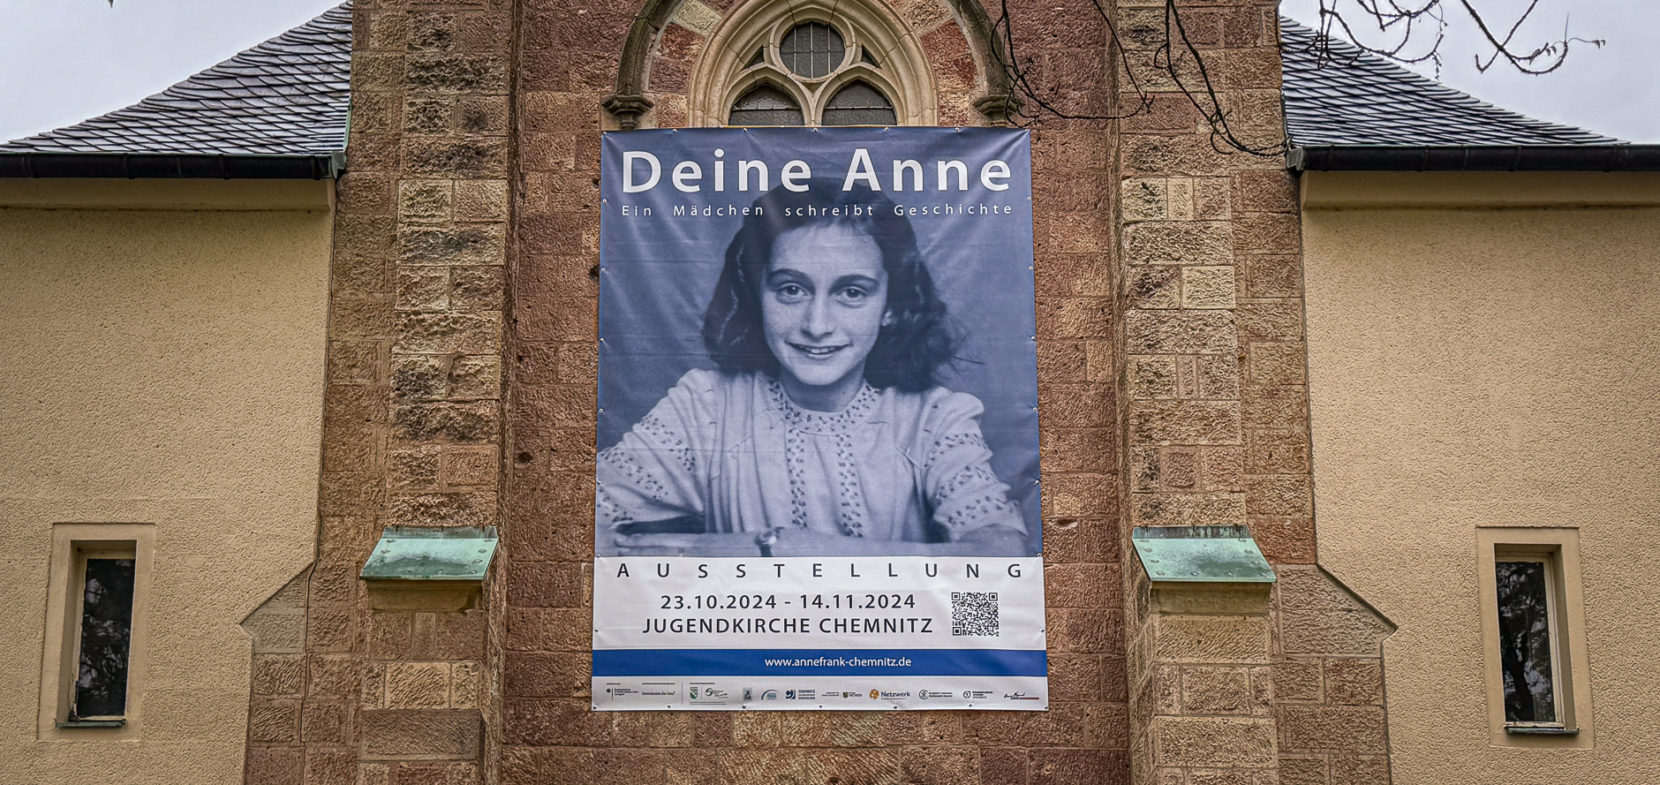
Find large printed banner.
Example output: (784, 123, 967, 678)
(593, 128, 1045, 711)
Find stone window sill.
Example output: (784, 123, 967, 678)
(1505, 724, 1578, 736)
(56, 719, 125, 729)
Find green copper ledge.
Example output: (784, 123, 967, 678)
(361, 526, 499, 582)
(1131, 525, 1276, 583)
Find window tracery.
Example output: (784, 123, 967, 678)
(686, 0, 935, 127)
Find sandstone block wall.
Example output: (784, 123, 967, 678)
(250, 1, 1397, 783)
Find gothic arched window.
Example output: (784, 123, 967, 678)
(687, 1, 934, 127)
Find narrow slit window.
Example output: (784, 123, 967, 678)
(71, 555, 135, 720)
(821, 81, 896, 126)
(1495, 556, 1560, 725)
(728, 85, 805, 126)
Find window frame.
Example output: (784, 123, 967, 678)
(1476, 527, 1592, 747)
(38, 523, 153, 739)
(65, 546, 138, 723)
(686, 0, 937, 127)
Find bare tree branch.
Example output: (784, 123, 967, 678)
(987, 0, 1602, 156)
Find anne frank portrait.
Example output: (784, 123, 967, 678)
(597, 163, 1041, 559)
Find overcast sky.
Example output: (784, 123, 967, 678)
(1, 0, 1655, 144)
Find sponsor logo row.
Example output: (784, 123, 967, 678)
(600, 682, 1039, 707)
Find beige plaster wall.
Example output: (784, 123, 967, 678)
(1300, 172, 1660, 784)
(0, 180, 332, 784)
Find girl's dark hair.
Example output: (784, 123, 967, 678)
(702, 180, 958, 392)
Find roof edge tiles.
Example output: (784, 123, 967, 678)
(0, 2, 351, 179)
(1290, 144, 1660, 172)
(1279, 16, 1656, 172)
(0, 152, 345, 180)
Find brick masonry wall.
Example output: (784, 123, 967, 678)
(255, 0, 1399, 783)
(503, 0, 1127, 783)
(1112, 2, 1394, 784)
(242, 0, 515, 782)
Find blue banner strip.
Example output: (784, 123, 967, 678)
(593, 648, 1047, 677)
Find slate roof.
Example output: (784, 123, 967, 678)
(1279, 16, 1621, 148)
(0, 2, 352, 158)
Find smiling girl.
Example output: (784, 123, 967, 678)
(597, 182, 1027, 558)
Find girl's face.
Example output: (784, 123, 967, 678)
(761, 222, 894, 411)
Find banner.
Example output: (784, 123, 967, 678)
(593, 128, 1045, 711)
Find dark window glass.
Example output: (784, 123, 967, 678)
(860, 48, 880, 67)
(1496, 560, 1556, 723)
(73, 558, 135, 718)
(821, 81, 897, 126)
(746, 49, 765, 68)
(728, 85, 805, 126)
(778, 22, 844, 78)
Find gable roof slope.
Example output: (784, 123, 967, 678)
(1279, 16, 1660, 171)
(0, 2, 352, 178)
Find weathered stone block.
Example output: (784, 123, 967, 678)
(449, 266, 505, 311)
(249, 700, 299, 743)
(360, 709, 482, 760)
(399, 225, 506, 266)
(1324, 658, 1383, 705)
(389, 490, 497, 527)
(1153, 616, 1270, 663)
(387, 662, 451, 709)
(393, 354, 449, 401)
(253, 654, 307, 696)
(301, 699, 349, 745)
(1122, 178, 1169, 222)
(1277, 705, 1386, 752)
(392, 762, 480, 785)
(404, 137, 509, 178)
(398, 268, 451, 312)
(1247, 342, 1306, 386)
(392, 402, 501, 444)
(1131, 492, 1245, 527)
(1329, 754, 1390, 785)
(1243, 254, 1302, 298)
(1128, 266, 1182, 309)
(1161, 449, 1197, 488)
(390, 447, 442, 490)
(407, 54, 508, 93)
(309, 654, 360, 699)
(1182, 667, 1252, 714)
(1152, 716, 1275, 767)
(1130, 400, 1241, 445)
(441, 446, 497, 487)
(246, 746, 303, 785)
(1126, 310, 1236, 354)
(1278, 755, 1327, 785)
(398, 180, 453, 224)
(1245, 475, 1311, 516)
(448, 354, 501, 400)
(1129, 355, 1178, 400)
(450, 661, 482, 709)
(1123, 221, 1232, 266)
(453, 180, 508, 222)
(1183, 266, 1237, 309)
(1274, 658, 1323, 703)
(403, 96, 455, 135)
(394, 312, 502, 354)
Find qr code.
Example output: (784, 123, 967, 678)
(951, 591, 1000, 636)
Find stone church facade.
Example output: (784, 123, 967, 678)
(259, 0, 1387, 782)
(9, 0, 1658, 784)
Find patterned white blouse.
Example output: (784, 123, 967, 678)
(597, 369, 1025, 543)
